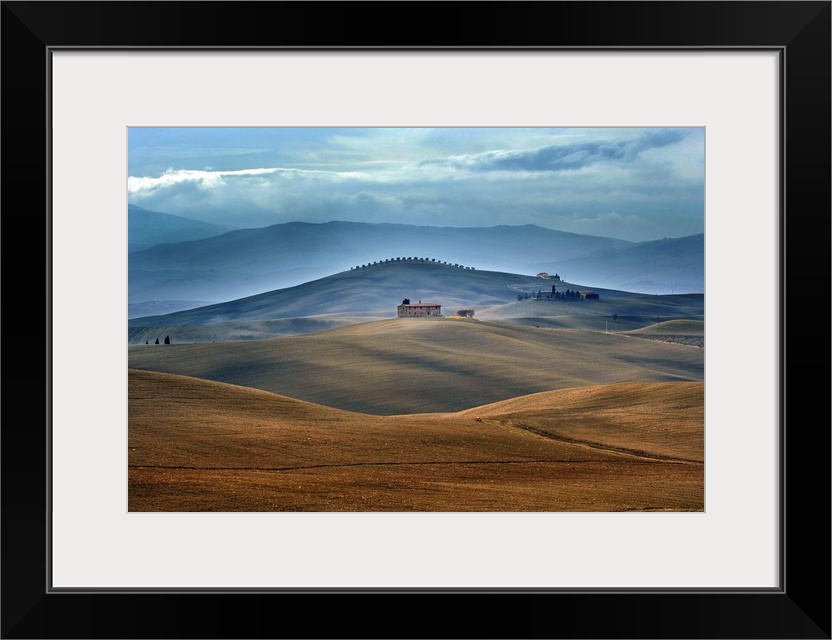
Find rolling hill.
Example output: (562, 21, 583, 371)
(128, 216, 704, 306)
(129, 261, 543, 326)
(128, 261, 704, 342)
(129, 369, 704, 512)
(537, 233, 704, 294)
(128, 317, 704, 415)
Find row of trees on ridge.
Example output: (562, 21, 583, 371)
(352, 257, 476, 270)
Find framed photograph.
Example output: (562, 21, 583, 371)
(125, 123, 708, 517)
(3, 2, 829, 638)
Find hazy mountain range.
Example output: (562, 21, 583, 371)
(128, 206, 704, 316)
(128, 204, 234, 252)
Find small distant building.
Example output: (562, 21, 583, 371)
(457, 309, 475, 318)
(580, 291, 599, 300)
(397, 299, 442, 317)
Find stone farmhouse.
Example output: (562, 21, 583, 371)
(397, 299, 442, 317)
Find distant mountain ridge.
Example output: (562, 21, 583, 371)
(129, 219, 631, 271)
(536, 233, 704, 294)
(128, 214, 703, 306)
(128, 204, 234, 252)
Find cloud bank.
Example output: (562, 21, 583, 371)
(127, 127, 704, 241)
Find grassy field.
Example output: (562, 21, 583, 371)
(129, 369, 704, 512)
(128, 317, 703, 415)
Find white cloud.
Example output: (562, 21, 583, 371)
(126, 128, 703, 240)
(128, 167, 279, 193)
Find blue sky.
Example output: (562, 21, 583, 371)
(128, 127, 704, 241)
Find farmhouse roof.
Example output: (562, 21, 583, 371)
(399, 302, 441, 307)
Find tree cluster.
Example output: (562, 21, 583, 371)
(352, 257, 476, 270)
(517, 289, 583, 301)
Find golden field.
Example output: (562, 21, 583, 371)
(129, 368, 703, 512)
(128, 318, 703, 415)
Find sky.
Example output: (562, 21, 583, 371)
(127, 127, 704, 242)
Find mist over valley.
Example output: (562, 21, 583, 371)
(129, 211, 704, 315)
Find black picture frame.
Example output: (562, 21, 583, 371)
(2, 2, 829, 638)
